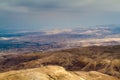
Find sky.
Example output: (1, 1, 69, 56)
(0, 0, 120, 31)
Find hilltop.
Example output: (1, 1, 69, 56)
(0, 66, 118, 80)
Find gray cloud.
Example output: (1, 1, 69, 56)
(0, 0, 96, 13)
(13, 1, 62, 11)
(1, 0, 120, 13)
(0, 0, 120, 30)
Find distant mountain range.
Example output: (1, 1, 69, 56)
(0, 25, 120, 53)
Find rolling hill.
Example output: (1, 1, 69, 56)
(0, 45, 120, 79)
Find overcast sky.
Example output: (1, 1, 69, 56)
(0, 0, 120, 30)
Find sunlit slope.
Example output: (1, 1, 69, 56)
(0, 45, 120, 79)
(0, 66, 118, 80)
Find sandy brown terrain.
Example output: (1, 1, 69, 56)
(0, 65, 119, 80)
(0, 45, 120, 79)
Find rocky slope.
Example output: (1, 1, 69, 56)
(0, 45, 120, 79)
(0, 65, 118, 80)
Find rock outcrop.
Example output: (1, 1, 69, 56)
(0, 66, 118, 80)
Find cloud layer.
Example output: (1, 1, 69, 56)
(1, 0, 120, 13)
(0, 0, 120, 30)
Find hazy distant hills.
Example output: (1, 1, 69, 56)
(0, 25, 120, 53)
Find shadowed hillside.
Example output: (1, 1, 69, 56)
(0, 45, 120, 79)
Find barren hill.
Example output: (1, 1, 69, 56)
(0, 45, 120, 79)
(0, 66, 118, 80)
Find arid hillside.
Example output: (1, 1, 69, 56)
(0, 66, 118, 80)
(0, 45, 120, 79)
